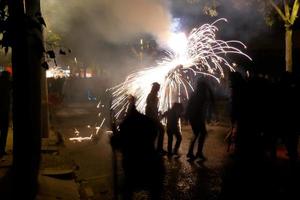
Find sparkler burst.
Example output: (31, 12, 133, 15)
(109, 18, 251, 119)
(68, 18, 251, 143)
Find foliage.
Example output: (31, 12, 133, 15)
(0, 0, 70, 68)
(184, 0, 299, 27)
(0, 0, 9, 53)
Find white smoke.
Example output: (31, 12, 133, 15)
(42, 0, 172, 44)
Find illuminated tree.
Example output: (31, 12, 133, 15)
(188, 0, 300, 72)
(268, 0, 299, 72)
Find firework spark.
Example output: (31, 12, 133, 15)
(69, 105, 106, 142)
(68, 18, 251, 142)
(109, 18, 251, 119)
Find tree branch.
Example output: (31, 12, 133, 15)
(269, 0, 287, 21)
(284, 0, 290, 19)
(290, 0, 300, 24)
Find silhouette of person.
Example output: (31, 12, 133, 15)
(186, 79, 214, 160)
(145, 82, 166, 155)
(162, 102, 183, 156)
(278, 72, 299, 161)
(0, 71, 11, 157)
(118, 95, 164, 200)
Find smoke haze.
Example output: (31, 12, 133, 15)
(42, 0, 171, 44)
(41, 0, 270, 83)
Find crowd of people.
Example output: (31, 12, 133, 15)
(1, 67, 299, 199)
(112, 80, 215, 160)
(110, 71, 300, 199)
(110, 80, 215, 199)
(229, 71, 300, 161)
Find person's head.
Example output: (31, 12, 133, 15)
(127, 94, 136, 111)
(151, 82, 160, 93)
(128, 94, 135, 103)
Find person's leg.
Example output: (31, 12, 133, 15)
(196, 121, 207, 159)
(187, 123, 199, 158)
(0, 117, 9, 156)
(157, 122, 166, 153)
(167, 130, 173, 155)
(122, 178, 134, 200)
(173, 130, 182, 154)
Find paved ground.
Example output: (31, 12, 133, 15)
(52, 100, 300, 200)
(0, 126, 80, 200)
(52, 101, 234, 200)
(1, 98, 298, 199)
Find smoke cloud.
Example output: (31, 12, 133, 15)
(42, 0, 172, 44)
(41, 0, 175, 83)
(41, 0, 270, 83)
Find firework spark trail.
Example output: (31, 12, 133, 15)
(68, 19, 251, 142)
(109, 18, 251, 119)
(69, 102, 107, 142)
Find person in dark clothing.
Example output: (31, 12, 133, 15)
(0, 71, 11, 157)
(117, 95, 164, 200)
(229, 71, 259, 159)
(145, 82, 166, 155)
(186, 79, 214, 160)
(278, 72, 299, 161)
(162, 102, 183, 156)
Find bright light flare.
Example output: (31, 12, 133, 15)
(46, 66, 70, 78)
(168, 32, 188, 58)
(108, 19, 251, 120)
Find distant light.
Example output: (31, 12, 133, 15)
(86, 73, 92, 78)
(46, 66, 70, 78)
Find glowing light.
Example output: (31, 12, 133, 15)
(69, 18, 252, 141)
(109, 19, 251, 120)
(69, 102, 106, 142)
(69, 135, 93, 142)
(168, 32, 188, 58)
(74, 128, 79, 136)
(46, 66, 70, 78)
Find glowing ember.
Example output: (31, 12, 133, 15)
(69, 103, 106, 142)
(74, 128, 80, 136)
(69, 135, 93, 142)
(109, 18, 251, 119)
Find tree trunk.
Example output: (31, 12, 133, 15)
(9, 0, 43, 199)
(285, 26, 293, 72)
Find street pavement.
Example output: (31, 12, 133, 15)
(0, 99, 298, 199)
(0, 126, 80, 200)
(52, 101, 300, 200)
(52, 101, 233, 200)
